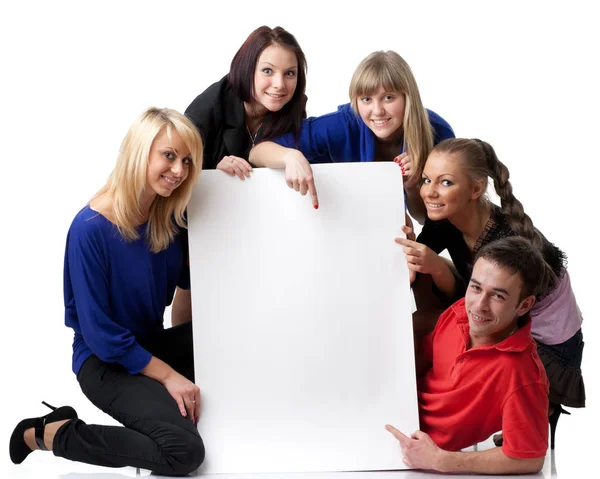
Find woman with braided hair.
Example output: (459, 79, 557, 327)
(396, 138, 585, 449)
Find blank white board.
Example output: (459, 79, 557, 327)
(187, 163, 418, 474)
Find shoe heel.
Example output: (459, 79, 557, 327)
(549, 405, 571, 449)
(41, 401, 57, 411)
(10, 403, 78, 464)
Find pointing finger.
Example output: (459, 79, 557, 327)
(308, 181, 319, 210)
(385, 424, 410, 447)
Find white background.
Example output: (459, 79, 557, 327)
(0, 0, 598, 477)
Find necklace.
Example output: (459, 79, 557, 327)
(246, 122, 262, 147)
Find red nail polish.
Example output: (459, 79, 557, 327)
(314, 204, 319, 210)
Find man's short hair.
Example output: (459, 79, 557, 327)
(473, 237, 556, 300)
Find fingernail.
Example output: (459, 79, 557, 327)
(314, 204, 319, 210)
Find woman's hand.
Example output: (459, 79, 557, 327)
(217, 155, 253, 180)
(163, 370, 201, 424)
(395, 236, 443, 278)
(394, 152, 419, 189)
(400, 221, 417, 283)
(403, 216, 416, 241)
(283, 150, 319, 209)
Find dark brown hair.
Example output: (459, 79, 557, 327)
(228, 26, 307, 141)
(474, 237, 556, 300)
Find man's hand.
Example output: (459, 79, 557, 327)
(385, 425, 444, 471)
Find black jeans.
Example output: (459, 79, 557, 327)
(52, 322, 205, 476)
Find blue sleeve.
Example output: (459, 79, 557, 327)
(271, 109, 355, 163)
(67, 223, 152, 374)
(427, 109, 456, 144)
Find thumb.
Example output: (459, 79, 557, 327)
(411, 430, 429, 441)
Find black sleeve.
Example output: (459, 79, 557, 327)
(416, 218, 450, 254)
(416, 219, 467, 304)
(184, 77, 226, 170)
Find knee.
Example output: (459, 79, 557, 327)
(169, 434, 205, 476)
(184, 434, 205, 473)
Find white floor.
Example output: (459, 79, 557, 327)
(0, 448, 571, 479)
(0, 415, 593, 479)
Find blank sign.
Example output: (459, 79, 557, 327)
(187, 163, 418, 473)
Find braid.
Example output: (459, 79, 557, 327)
(478, 141, 543, 250)
(477, 140, 567, 284)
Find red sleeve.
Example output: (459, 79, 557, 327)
(501, 383, 549, 459)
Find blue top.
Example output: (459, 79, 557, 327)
(273, 103, 455, 162)
(63, 205, 190, 375)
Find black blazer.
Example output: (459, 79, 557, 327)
(185, 76, 257, 170)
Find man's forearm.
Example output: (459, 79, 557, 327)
(437, 447, 544, 475)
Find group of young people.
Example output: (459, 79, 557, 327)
(9, 25, 585, 476)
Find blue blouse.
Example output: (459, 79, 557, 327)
(273, 103, 454, 162)
(63, 205, 190, 375)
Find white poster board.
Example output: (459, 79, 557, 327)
(187, 163, 418, 474)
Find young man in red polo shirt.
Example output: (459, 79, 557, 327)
(387, 237, 552, 474)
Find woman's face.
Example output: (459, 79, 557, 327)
(252, 44, 298, 115)
(420, 151, 481, 221)
(145, 128, 191, 202)
(356, 87, 406, 142)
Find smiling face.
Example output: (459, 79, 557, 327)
(465, 258, 535, 347)
(356, 86, 406, 142)
(144, 127, 191, 204)
(251, 44, 298, 115)
(420, 151, 484, 221)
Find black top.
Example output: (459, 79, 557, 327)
(417, 205, 566, 298)
(185, 76, 262, 170)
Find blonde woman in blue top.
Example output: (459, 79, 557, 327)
(9, 108, 206, 476)
(249, 50, 455, 222)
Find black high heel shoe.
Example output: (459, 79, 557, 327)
(9, 401, 78, 464)
(549, 404, 570, 450)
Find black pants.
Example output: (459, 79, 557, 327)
(53, 322, 205, 476)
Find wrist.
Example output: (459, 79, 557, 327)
(430, 256, 448, 280)
(282, 149, 304, 168)
(141, 356, 173, 385)
(435, 449, 451, 473)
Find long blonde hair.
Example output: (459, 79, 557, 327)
(93, 107, 203, 253)
(349, 51, 433, 179)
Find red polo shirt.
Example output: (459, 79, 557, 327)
(418, 298, 549, 458)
